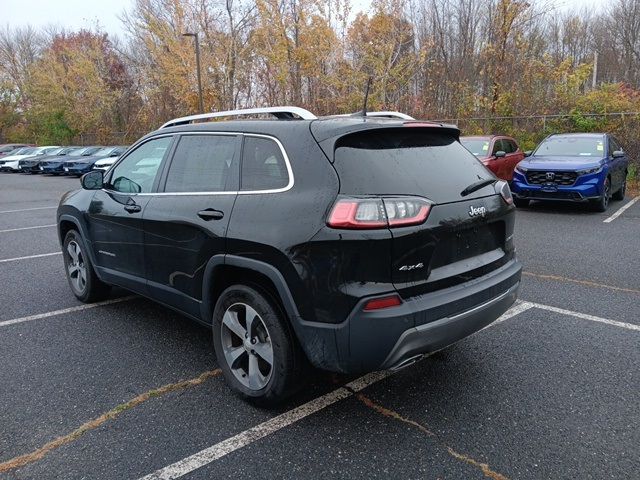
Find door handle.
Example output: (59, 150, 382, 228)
(197, 208, 224, 220)
(124, 204, 141, 213)
(124, 199, 141, 213)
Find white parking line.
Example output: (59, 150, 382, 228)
(139, 372, 389, 480)
(0, 252, 61, 263)
(0, 206, 56, 214)
(0, 224, 56, 233)
(139, 299, 640, 479)
(138, 304, 527, 480)
(483, 300, 534, 328)
(603, 196, 639, 223)
(529, 301, 640, 332)
(0, 296, 136, 328)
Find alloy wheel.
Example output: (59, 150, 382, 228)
(220, 303, 274, 390)
(66, 241, 87, 294)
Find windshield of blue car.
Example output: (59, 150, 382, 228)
(460, 138, 490, 156)
(47, 148, 65, 155)
(535, 136, 605, 157)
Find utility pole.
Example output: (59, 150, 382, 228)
(182, 32, 204, 114)
(592, 51, 598, 90)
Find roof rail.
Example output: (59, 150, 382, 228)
(160, 106, 317, 129)
(331, 111, 415, 120)
(363, 111, 415, 120)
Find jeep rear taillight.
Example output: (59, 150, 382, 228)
(327, 197, 431, 229)
(495, 180, 514, 205)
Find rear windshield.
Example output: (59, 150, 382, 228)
(460, 138, 490, 157)
(535, 136, 605, 157)
(333, 129, 494, 203)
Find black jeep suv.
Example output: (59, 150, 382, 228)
(57, 107, 522, 404)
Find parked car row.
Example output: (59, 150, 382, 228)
(460, 132, 630, 212)
(0, 144, 128, 176)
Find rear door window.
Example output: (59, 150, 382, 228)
(333, 128, 495, 203)
(164, 135, 238, 193)
(240, 136, 290, 191)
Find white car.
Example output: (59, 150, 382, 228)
(92, 156, 118, 172)
(0, 146, 60, 172)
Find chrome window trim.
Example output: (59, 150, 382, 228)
(102, 131, 294, 197)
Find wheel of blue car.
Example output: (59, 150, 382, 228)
(62, 230, 111, 303)
(212, 285, 305, 406)
(612, 177, 626, 201)
(592, 177, 611, 212)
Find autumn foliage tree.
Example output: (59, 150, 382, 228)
(1, 0, 640, 159)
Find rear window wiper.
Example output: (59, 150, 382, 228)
(460, 178, 497, 197)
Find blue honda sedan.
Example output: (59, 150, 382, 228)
(511, 133, 629, 212)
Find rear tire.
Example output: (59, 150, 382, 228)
(62, 230, 111, 302)
(212, 285, 305, 406)
(612, 177, 626, 201)
(513, 198, 530, 208)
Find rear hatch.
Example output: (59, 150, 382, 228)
(322, 125, 514, 299)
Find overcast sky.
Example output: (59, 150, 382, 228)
(4, 0, 609, 40)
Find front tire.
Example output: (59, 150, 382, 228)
(212, 285, 305, 406)
(513, 198, 530, 208)
(62, 230, 111, 302)
(592, 177, 611, 212)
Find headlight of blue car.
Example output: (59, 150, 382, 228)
(576, 166, 603, 175)
(514, 163, 528, 173)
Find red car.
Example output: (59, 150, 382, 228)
(460, 135, 525, 181)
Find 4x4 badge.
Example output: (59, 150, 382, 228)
(468, 205, 487, 217)
(399, 263, 424, 271)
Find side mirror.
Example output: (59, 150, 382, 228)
(612, 150, 625, 158)
(81, 170, 104, 190)
(494, 150, 506, 158)
(524, 150, 532, 157)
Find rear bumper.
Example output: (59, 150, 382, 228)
(380, 282, 518, 369)
(294, 258, 521, 373)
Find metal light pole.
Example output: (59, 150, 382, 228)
(182, 32, 204, 114)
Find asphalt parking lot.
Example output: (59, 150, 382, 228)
(1, 173, 639, 480)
